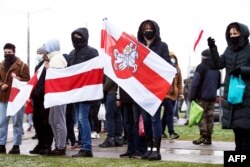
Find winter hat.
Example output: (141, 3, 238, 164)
(44, 39, 60, 54)
(201, 49, 211, 58)
(36, 45, 47, 54)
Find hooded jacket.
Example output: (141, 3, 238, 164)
(210, 22, 250, 129)
(68, 28, 99, 66)
(137, 20, 171, 64)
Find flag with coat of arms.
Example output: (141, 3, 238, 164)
(101, 19, 176, 116)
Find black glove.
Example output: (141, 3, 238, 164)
(207, 37, 216, 48)
(229, 68, 241, 76)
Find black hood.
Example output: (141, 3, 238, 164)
(225, 22, 249, 50)
(71, 27, 89, 48)
(137, 19, 161, 45)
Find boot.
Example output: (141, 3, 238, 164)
(193, 135, 205, 145)
(0, 145, 6, 154)
(148, 137, 161, 161)
(99, 137, 115, 148)
(115, 136, 123, 147)
(141, 137, 153, 160)
(8, 145, 20, 154)
(203, 135, 212, 145)
(29, 145, 42, 154)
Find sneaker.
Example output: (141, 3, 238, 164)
(72, 150, 93, 158)
(193, 136, 205, 145)
(130, 152, 144, 159)
(91, 132, 100, 139)
(8, 145, 20, 154)
(0, 145, 6, 154)
(170, 132, 179, 139)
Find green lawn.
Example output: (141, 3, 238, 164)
(174, 123, 234, 142)
(0, 154, 223, 167)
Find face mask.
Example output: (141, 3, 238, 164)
(73, 36, 84, 47)
(143, 31, 155, 40)
(36, 54, 44, 62)
(230, 36, 240, 45)
(4, 54, 16, 62)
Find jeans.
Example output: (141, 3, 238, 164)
(0, 102, 24, 145)
(161, 98, 175, 134)
(105, 93, 123, 137)
(141, 105, 162, 138)
(74, 102, 91, 150)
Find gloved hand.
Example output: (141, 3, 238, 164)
(207, 37, 216, 48)
(229, 68, 241, 76)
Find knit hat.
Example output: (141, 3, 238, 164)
(37, 45, 47, 54)
(201, 49, 211, 58)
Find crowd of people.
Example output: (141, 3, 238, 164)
(0, 19, 250, 162)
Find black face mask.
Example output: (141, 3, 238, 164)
(230, 36, 240, 45)
(4, 54, 16, 63)
(72, 36, 84, 48)
(143, 31, 155, 40)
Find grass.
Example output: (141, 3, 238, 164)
(174, 123, 234, 142)
(0, 154, 223, 167)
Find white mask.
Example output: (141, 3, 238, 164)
(36, 54, 44, 62)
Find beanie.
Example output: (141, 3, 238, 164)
(37, 45, 47, 55)
(201, 49, 211, 58)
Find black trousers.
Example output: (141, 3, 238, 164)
(233, 128, 250, 151)
(32, 100, 53, 148)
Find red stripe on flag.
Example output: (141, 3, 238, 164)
(102, 29, 170, 100)
(9, 87, 20, 102)
(193, 30, 204, 51)
(134, 63, 171, 100)
(45, 69, 103, 93)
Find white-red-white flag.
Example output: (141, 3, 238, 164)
(193, 30, 204, 52)
(7, 65, 44, 116)
(101, 20, 176, 116)
(44, 56, 103, 108)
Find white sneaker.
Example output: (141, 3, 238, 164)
(91, 132, 100, 139)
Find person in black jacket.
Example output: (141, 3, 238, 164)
(208, 22, 250, 151)
(190, 49, 221, 145)
(69, 27, 99, 158)
(137, 19, 171, 161)
(29, 46, 53, 155)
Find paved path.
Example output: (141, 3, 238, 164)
(5, 122, 234, 165)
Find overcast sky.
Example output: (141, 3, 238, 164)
(0, 0, 249, 78)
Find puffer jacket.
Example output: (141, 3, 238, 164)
(210, 22, 250, 129)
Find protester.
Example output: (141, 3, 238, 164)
(44, 39, 68, 156)
(0, 43, 30, 154)
(69, 27, 99, 158)
(29, 46, 54, 155)
(99, 76, 123, 148)
(161, 52, 183, 141)
(208, 22, 250, 151)
(119, 87, 147, 158)
(190, 49, 221, 145)
(137, 19, 171, 161)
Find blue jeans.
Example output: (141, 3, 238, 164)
(161, 99, 175, 134)
(0, 102, 24, 145)
(105, 93, 123, 138)
(141, 106, 162, 138)
(74, 102, 91, 150)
